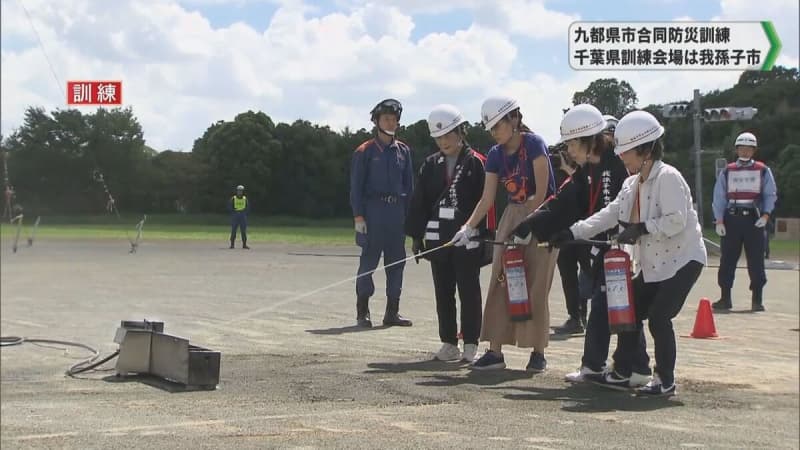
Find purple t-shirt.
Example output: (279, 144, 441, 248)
(485, 132, 556, 204)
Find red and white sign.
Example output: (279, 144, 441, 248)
(66, 81, 123, 106)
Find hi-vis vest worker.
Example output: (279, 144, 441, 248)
(228, 185, 250, 249)
(233, 196, 247, 212)
(712, 132, 777, 312)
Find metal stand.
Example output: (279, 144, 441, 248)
(114, 320, 220, 389)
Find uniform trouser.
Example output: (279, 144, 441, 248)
(718, 212, 766, 291)
(557, 245, 592, 321)
(582, 280, 651, 376)
(230, 213, 247, 243)
(617, 261, 703, 387)
(356, 199, 406, 299)
(430, 247, 483, 345)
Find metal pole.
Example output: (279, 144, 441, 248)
(693, 89, 704, 228)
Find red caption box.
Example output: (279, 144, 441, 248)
(66, 81, 123, 106)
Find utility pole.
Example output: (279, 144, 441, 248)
(693, 89, 704, 228)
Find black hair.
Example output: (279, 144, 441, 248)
(502, 109, 532, 133)
(577, 133, 614, 158)
(632, 138, 664, 161)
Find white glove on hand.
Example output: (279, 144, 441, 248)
(715, 223, 726, 237)
(512, 234, 532, 246)
(465, 240, 480, 250)
(451, 225, 477, 247)
(754, 216, 768, 228)
(354, 219, 367, 234)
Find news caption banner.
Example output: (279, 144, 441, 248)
(569, 21, 782, 71)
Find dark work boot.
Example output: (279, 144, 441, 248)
(383, 297, 412, 327)
(712, 288, 732, 311)
(229, 241, 235, 249)
(356, 296, 372, 328)
(242, 241, 250, 249)
(751, 289, 765, 312)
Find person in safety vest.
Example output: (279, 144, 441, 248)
(551, 110, 707, 397)
(405, 104, 494, 363)
(350, 99, 414, 328)
(451, 95, 557, 373)
(711, 132, 777, 312)
(228, 185, 250, 249)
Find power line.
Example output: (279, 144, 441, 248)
(17, 0, 66, 99)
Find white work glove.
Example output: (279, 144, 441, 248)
(354, 218, 367, 234)
(715, 223, 726, 237)
(512, 233, 532, 246)
(451, 224, 477, 247)
(754, 216, 768, 228)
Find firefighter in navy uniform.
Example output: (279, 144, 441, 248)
(712, 132, 777, 312)
(228, 185, 250, 249)
(406, 104, 492, 363)
(350, 99, 414, 328)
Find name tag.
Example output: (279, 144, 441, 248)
(728, 171, 761, 193)
(439, 207, 456, 220)
(590, 246, 600, 256)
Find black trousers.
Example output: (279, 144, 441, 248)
(718, 212, 766, 291)
(557, 245, 592, 320)
(582, 286, 651, 376)
(430, 247, 483, 345)
(618, 261, 704, 386)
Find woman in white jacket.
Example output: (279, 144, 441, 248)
(551, 110, 707, 397)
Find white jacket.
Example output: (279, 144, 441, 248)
(570, 160, 707, 283)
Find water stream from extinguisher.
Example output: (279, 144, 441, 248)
(225, 241, 456, 325)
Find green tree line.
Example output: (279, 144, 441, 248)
(2, 67, 798, 223)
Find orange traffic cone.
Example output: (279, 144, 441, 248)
(690, 298, 719, 338)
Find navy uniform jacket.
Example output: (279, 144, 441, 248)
(349, 137, 414, 218)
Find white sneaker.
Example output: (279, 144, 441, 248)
(564, 366, 604, 383)
(461, 344, 478, 362)
(629, 371, 652, 388)
(434, 343, 461, 361)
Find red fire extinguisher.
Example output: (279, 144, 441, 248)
(603, 247, 637, 333)
(500, 245, 532, 322)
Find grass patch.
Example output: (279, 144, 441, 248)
(0, 214, 356, 245)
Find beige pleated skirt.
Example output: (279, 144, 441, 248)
(479, 202, 558, 350)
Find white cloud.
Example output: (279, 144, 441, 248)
(1, 0, 796, 152)
(715, 0, 799, 64)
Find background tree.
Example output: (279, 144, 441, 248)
(572, 78, 639, 117)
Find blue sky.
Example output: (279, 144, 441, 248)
(1, 0, 797, 150)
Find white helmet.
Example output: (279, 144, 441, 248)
(236, 185, 244, 191)
(613, 110, 665, 155)
(558, 104, 606, 143)
(602, 114, 619, 130)
(734, 132, 757, 147)
(480, 95, 519, 130)
(428, 104, 467, 138)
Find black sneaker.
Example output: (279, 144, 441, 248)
(635, 378, 676, 397)
(555, 317, 584, 335)
(470, 350, 506, 370)
(526, 352, 546, 373)
(751, 303, 765, 312)
(588, 370, 634, 391)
